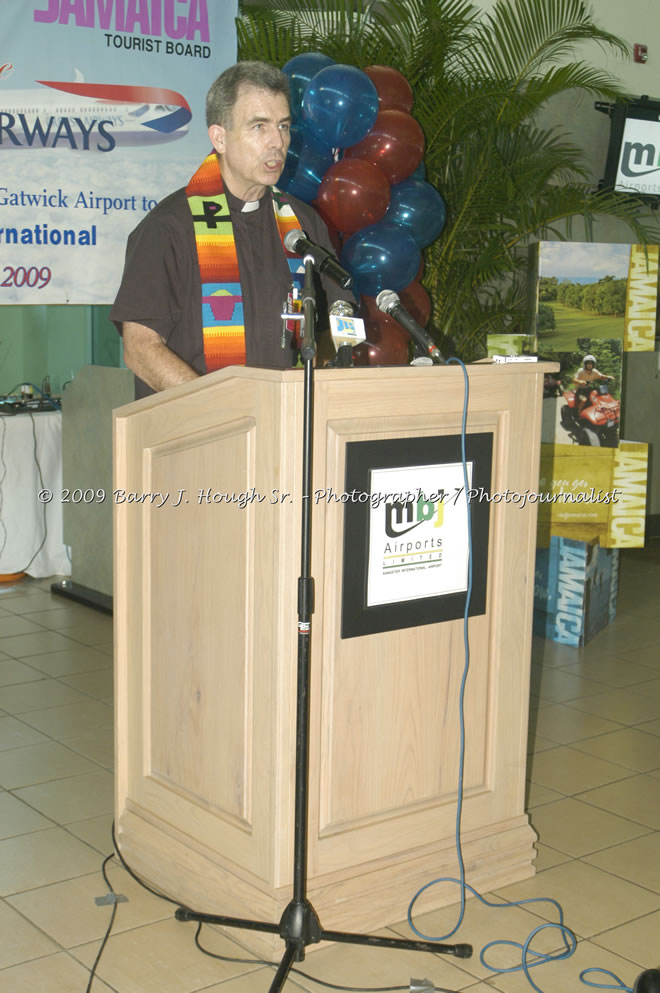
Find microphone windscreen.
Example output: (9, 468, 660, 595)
(329, 300, 354, 317)
(284, 229, 305, 253)
(376, 289, 400, 314)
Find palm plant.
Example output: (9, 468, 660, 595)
(237, 0, 659, 359)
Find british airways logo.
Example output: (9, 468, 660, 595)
(0, 79, 192, 151)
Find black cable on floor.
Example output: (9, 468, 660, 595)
(85, 853, 118, 993)
(107, 822, 458, 993)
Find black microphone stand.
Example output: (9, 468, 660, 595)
(175, 258, 472, 991)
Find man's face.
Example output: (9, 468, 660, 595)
(585, 361, 594, 371)
(209, 85, 291, 201)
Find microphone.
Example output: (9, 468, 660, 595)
(329, 301, 366, 367)
(284, 229, 353, 289)
(376, 289, 444, 365)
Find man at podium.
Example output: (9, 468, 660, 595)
(111, 61, 352, 399)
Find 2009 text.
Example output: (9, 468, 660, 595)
(2, 265, 52, 289)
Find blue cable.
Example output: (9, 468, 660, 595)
(405, 358, 634, 993)
(407, 356, 471, 943)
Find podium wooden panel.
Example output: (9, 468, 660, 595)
(114, 362, 549, 954)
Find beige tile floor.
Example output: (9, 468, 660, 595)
(1, 546, 659, 992)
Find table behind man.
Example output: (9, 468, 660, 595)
(111, 61, 353, 399)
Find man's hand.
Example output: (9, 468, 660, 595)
(122, 322, 200, 393)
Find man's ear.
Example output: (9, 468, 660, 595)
(208, 124, 225, 154)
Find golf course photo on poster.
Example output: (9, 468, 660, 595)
(535, 242, 630, 349)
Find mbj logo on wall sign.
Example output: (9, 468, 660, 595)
(616, 118, 660, 191)
(620, 141, 660, 178)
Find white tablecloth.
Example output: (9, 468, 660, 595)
(0, 410, 71, 578)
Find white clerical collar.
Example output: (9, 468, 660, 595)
(241, 199, 260, 212)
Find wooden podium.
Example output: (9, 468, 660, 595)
(114, 362, 548, 954)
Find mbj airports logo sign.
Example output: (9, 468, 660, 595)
(367, 462, 472, 608)
(616, 118, 660, 194)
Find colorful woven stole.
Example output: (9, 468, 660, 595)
(186, 151, 304, 371)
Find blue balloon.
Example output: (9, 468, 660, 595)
(302, 64, 379, 149)
(278, 123, 335, 203)
(384, 179, 447, 248)
(410, 159, 426, 181)
(282, 52, 335, 121)
(340, 222, 421, 297)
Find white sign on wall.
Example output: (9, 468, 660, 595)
(615, 116, 660, 196)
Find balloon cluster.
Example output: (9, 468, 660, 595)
(279, 55, 447, 365)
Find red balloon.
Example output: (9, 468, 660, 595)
(344, 110, 425, 185)
(314, 200, 343, 255)
(317, 159, 390, 235)
(399, 280, 431, 327)
(354, 295, 410, 365)
(364, 65, 413, 113)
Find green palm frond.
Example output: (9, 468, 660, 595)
(522, 63, 633, 106)
(236, 10, 302, 64)
(237, 0, 406, 68)
(475, 0, 629, 80)
(369, 0, 480, 80)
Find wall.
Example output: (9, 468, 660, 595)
(1, 307, 30, 393)
(0, 305, 120, 397)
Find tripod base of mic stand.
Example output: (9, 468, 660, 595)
(176, 901, 472, 991)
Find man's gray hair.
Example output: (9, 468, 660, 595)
(206, 61, 291, 128)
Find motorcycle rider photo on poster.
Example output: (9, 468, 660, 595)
(541, 338, 622, 448)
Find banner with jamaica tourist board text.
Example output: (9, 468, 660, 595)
(0, 1, 237, 304)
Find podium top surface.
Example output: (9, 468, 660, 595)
(115, 359, 559, 419)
